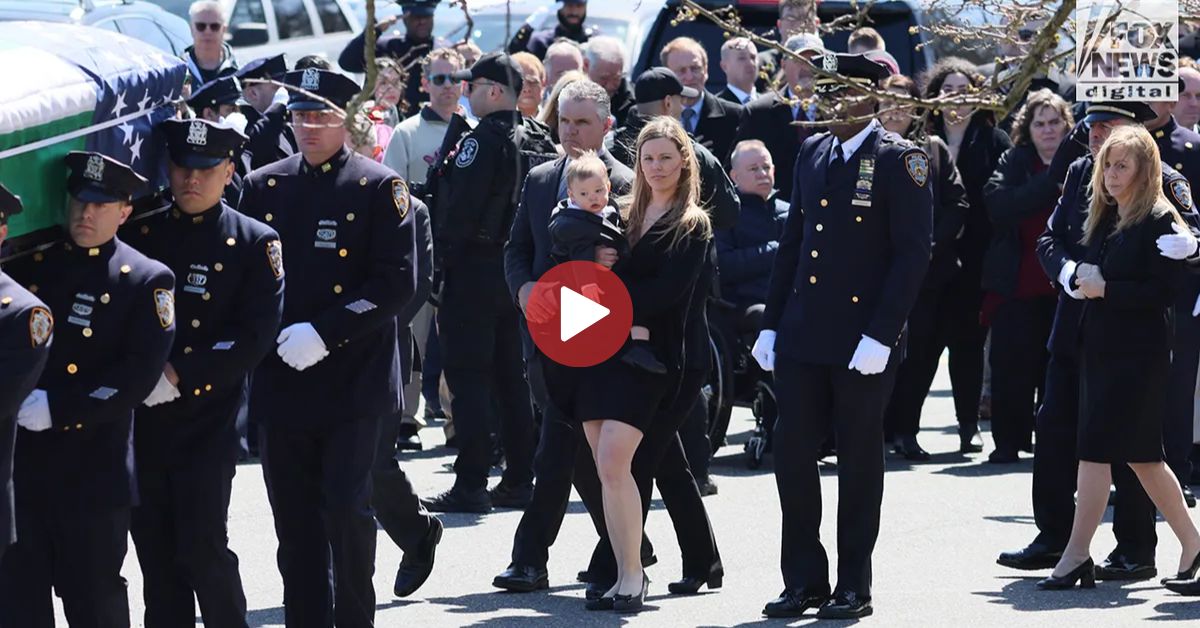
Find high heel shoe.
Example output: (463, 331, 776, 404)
(584, 594, 614, 611)
(1162, 549, 1200, 585)
(668, 563, 724, 595)
(1037, 558, 1096, 590)
(613, 573, 649, 612)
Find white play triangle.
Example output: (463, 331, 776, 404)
(559, 286, 610, 342)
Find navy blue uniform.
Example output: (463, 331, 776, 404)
(238, 147, 417, 627)
(762, 123, 932, 598)
(242, 102, 298, 171)
(0, 237, 175, 628)
(0, 272, 52, 563)
(1032, 156, 1197, 565)
(125, 202, 283, 627)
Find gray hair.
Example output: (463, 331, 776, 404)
(557, 79, 611, 122)
(188, 0, 224, 20)
(731, 139, 771, 167)
(584, 36, 626, 68)
(546, 39, 584, 61)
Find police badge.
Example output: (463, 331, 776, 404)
(84, 154, 105, 182)
(393, 179, 410, 219)
(903, 150, 929, 187)
(456, 138, 479, 168)
(822, 52, 838, 73)
(29, 306, 53, 347)
(266, 239, 284, 278)
(301, 67, 321, 91)
(187, 120, 208, 146)
(1171, 178, 1194, 211)
(154, 288, 175, 329)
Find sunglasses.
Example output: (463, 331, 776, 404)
(193, 22, 223, 32)
(428, 74, 457, 86)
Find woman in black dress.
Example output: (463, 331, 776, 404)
(575, 117, 711, 611)
(1039, 125, 1200, 590)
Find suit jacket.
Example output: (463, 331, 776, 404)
(716, 85, 751, 106)
(733, 91, 818, 200)
(691, 91, 743, 164)
(504, 150, 634, 357)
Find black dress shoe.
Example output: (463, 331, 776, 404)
(893, 435, 931, 461)
(997, 543, 1063, 570)
(697, 477, 718, 497)
(1096, 556, 1157, 581)
(493, 564, 549, 592)
(762, 588, 830, 618)
(987, 448, 1020, 464)
(1037, 558, 1096, 589)
(1161, 549, 1200, 585)
(668, 563, 724, 595)
(959, 424, 984, 453)
(396, 432, 423, 452)
(422, 487, 491, 513)
(394, 517, 443, 597)
(816, 590, 873, 619)
(1165, 577, 1200, 595)
(578, 552, 657, 584)
(612, 573, 649, 612)
(489, 482, 533, 509)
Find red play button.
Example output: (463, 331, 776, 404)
(525, 261, 633, 367)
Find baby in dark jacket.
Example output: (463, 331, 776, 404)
(548, 153, 665, 374)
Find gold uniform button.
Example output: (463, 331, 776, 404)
(120, 264, 131, 274)
(1177, 163, 1184, 170)
(140, 225, 150, 235)
(88, 247, 100, 256)
(67, 363, 78, 374)
(82, 328, 92, 338)
(265, 213, 273, 222)
(183, 346, 193, 354)
(852, 296, 860, 303)
(359, 177, 368, 186)
(75, 423, 83, 430)
(194, 388, 202, 396)
(226, 237, 236, 247)
(62, 426, 70, 432)
(191, 319, 200, 328)
(1188, 142, 1195, 150)
(100, 293, 110, 304)
(346, 213, 356, 222)
(856, 216, 863, 223)
(339, 248, 348, 258)
(1156, 130, 1166, 138)
(815, 224, 824, 232)
(820, 199, 829, 207)
(29, 284, 38, 293)
(809, 275, 817, 284)
(811, 250, 819, 259)
(0, 297, 10, 306)
(267, 178, 277, 187)
(333, 284, 343, 294)
(205, 384, 213, 392)
(214, 263, 224, 272)
(33, 252, 43, 262)
(202, 292, 212, 301)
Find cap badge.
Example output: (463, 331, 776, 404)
(301, 68, 320, 91)
(84, 155, 105, 182)
(187, 120, 208, 146)
(822, 53, 838, 73)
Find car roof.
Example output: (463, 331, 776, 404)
(0, 0, 181, 22)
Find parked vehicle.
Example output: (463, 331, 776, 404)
(0, 0, 192, 56)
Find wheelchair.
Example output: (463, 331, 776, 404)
(704, 299, 777, 469)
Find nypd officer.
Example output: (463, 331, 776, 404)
(237, 68, 419, 627)
(424, 52, 556, 513)
(507, 0, 592, 60)
(124, 119, 284, 628)
(0, 184, 53, 566)
(189, 75, 243, 123)
(0, 152, 175, 627)
(752, 53, 932, 620)
(999, 101, 1200, 580)
(338, 0, 439, 112)
(235, 54, 298, 171)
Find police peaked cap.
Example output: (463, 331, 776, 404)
(65, 151, 147, 203)
(163, 118, 248, 169)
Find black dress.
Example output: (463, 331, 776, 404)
(1078, 208, 1181, 463)
(563, 215, 709, 430)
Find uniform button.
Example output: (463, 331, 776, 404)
(359, 177, 368, 186)
(62, 426, 70, 432)
(202, 292, 212, 301)
(339, 248, 348, 258)
(82, 328, 92, 338)
(75, 423, 83, 430)
(333, 284, 343, 294)
(100, 293, 110, 304)
(852, 296, 860, 303)
(811, 250, 819, 259)
(67, 363, 78, 374)
(214, 263, 224, 272)
(88, 247, 100, 256)
(29, 284, 37, 293)
(1177, 163, 1184, 170)
(183, 346, 193, 354)
(265, 213, 273, 222)
(820, 199, 828, 207)
(267, 178, 276, 187)
(120, 264, 131, 274)
(194, 388, 202, 396)
(815, 224, 824, 232)
(33, 252, 43, 262)
(205, 384, 213, 392)
(191, 319, 200, 328)
(346, 213, 356, 222)
(809, 275, 817, 284)
(0, 297, 10, 307)
(140, 224, 151, 235)
(856, 216, 863, 223)
(226, 237, 236, 247)
(1188, 142, 1195, 150)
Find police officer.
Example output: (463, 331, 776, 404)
(423, 52, 556, 513)
(189, 75, 243, 122)
(752, 53, 932, 620)
(998, 101, 1200, 580)
(123, 119, 284, 628)
(237, 68, 421, 627)
(508, 0, 592, 60)
(0, 152, 175, 627)
(235, 54, 298, 171)
(0, 184, 52, 566)
(338, 0, 439, 113)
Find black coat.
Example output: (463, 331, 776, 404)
(241, 102, 297, 172)
(690, 91, 743, 164)
(936, 117, 1012, 288)
(981, 143, 1061, 297)
(733, 90, 819, 200)
(919, 134, 968, 289)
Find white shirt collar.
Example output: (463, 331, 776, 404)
(725, 84, 754, 104)
(830, 119, 880, 164)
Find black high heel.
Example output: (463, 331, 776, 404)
(613, 572, 649, 612)
(1037, 558, 1096, 590)
(668, 563, 724, 595)
(585, 594, 614, 611)
(1162, 549, 1200, 585)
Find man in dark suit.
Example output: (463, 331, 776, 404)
(753, 54, 932, 620)
(734, 33, 825, 200)
(716, 37, 760, 105)
(662, 36, 744, 162)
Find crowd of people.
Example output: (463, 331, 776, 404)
(4, 0, 1200, 625)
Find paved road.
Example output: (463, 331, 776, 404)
(57, 362, 1200, 626)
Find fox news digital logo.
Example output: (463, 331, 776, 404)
(1076, 0, 1179, 102)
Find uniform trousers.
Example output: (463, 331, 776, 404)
(0, 505, 131, 628)
(260, 416, 380, 628)
(131, 459, 247, 628)
(374, 410, 437, 553)
(774, 355, 899, 596)
(1031, 354, 1157, 562)
(988, 296, 1054, 453)
(1167, 295, 1200, 485)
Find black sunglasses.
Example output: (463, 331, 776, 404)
(193, 22, 223, 32)
(428, 74, 456, 86)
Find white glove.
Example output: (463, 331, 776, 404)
(271, 86, 288, 106)
(143, 372, 182, 407)
(1157, 222, 1199, 260)
(847, 335, 891, 376)
(1058, 260, 1085, 300)
(17, 389, 51, 432)
(751, 330, 777, 372)
(277, 322, 329, 371)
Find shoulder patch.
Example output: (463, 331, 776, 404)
(1170, 177, 1193, 211)
(266, 239, 284, 278)
(903, 150, 929, 187)
(29, 306, 53, 347)
(393, 179, 410, 220)
(154, 288, 175, 329)
(455, 138, 479, 168)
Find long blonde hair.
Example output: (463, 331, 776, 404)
(1082, 125, 1186, 244)
(622, 116, 711, 250)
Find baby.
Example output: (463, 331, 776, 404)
(548, 152, 665, 375)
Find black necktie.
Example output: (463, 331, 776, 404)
(831, 144, 844, 168)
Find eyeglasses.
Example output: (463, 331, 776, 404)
(428, 74, 456, 86)
(193, 22, 223, 32)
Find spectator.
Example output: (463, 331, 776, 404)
(878, 73, 971, 459)
(1179, 66, 1200, 132)
(848, 27, 886, 54)
(385, 48, 469, 186)
(661, 36, 743, 161)
(293, 55, 332, 71)
(757, 0, 819, 90)
(584, 36, 635, 126)
(543, 40, 585, 100)
(733, 33, 825, 199)
(338, 0, 439, 113)
(507, 0, 591, 59)
(716, 140, 787, 316)
(512, 52, 547, 119)
(354, 59, 405, 162)
(183, 1, 238, 86)
(539, 70, 587, 144)
(921, 57, 1013, 457)
(716, 37, 759, 105)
